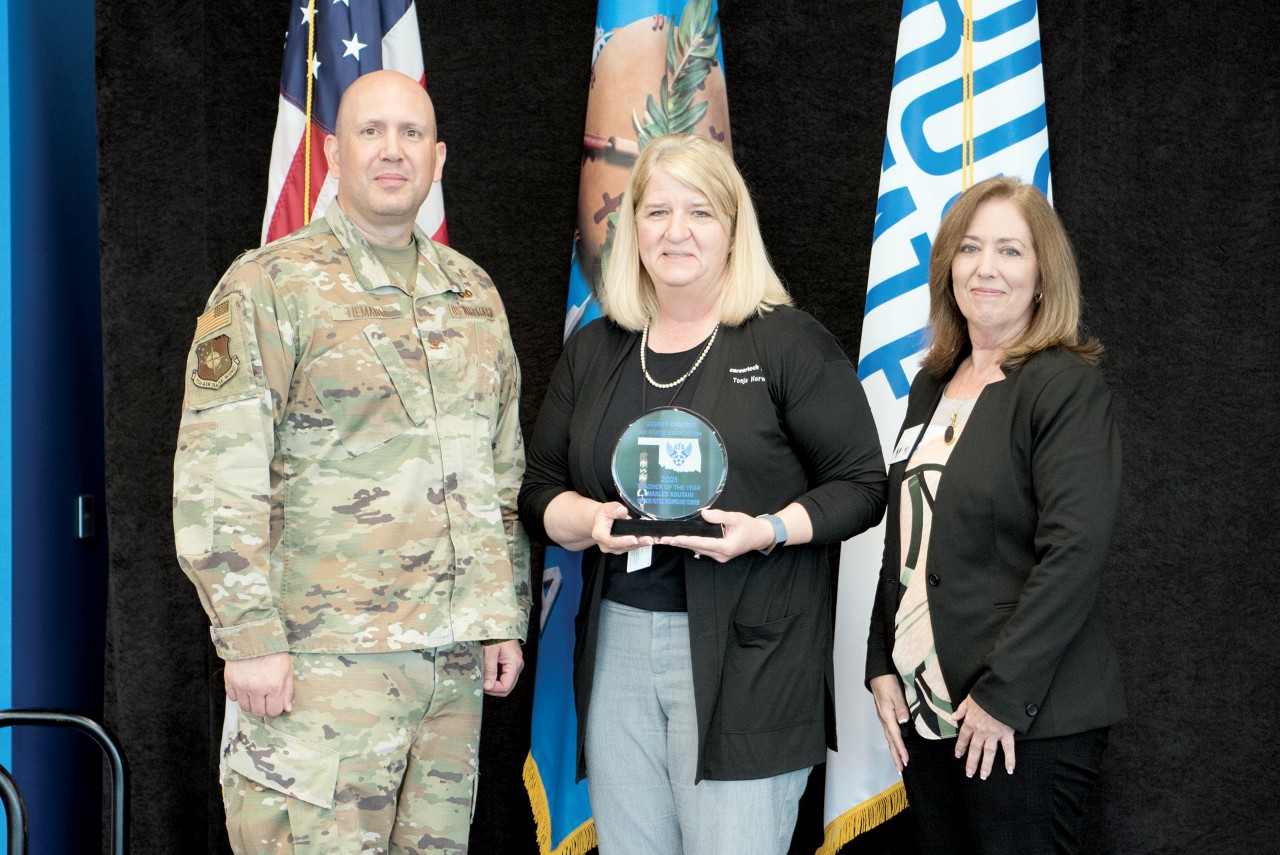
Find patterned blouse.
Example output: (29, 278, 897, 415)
(892, 393, 978, 739)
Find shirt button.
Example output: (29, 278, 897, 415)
(927, 574, 940, 587)
(1026, 703, 1038, 716)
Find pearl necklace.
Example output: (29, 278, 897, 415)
(640, 319, 720, 390)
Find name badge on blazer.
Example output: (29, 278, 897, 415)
(890, 424, 924, 463)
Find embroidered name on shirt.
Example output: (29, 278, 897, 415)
(729, 364, 766, 385)
(450, 304, 495, 319)
(331, 305, 405, 321)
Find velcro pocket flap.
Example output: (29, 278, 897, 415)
(225, 715, 340, 809)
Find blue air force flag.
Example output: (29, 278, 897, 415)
(821, 2, 1054, 851)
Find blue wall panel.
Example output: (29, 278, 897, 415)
(0, 0, 13, 783)
(5, 0, 110, 851)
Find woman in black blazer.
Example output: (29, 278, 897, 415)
(520, 134, 886, 855)
(865, 176, 1125, 854)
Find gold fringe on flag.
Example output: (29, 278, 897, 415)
(814, 781, 908, 855)
(523, 752, 598, 855)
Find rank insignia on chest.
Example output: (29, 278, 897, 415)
(192, 334, 240, 389)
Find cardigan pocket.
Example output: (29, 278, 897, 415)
(719, 612, 818, 734)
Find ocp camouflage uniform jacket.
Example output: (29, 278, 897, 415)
(173, 205, 530, 661)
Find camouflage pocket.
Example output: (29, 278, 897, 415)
(303, 322, 428, 457)
(465, 321, 504, 423)
(224, 714, 340, 809)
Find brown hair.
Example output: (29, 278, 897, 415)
(921, 176, 1102, 377)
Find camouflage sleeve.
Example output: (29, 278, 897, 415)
(173, 259, 294, 660)
(493, 312, 532, 639)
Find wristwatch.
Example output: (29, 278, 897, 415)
(756, 513, 788, 555)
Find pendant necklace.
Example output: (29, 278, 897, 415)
(943, 359, 1002, 445)
(640, 319, 720, 390)
(944, 401, 971, 446)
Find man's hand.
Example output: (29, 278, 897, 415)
(224, 652, 294, 718)
(482, 640, 524, 697)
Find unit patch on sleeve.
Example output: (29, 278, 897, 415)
(192, 334, 240, 389)
(184, 293, 257, 409)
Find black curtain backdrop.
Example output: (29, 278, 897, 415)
(97, 2, 1278, 853)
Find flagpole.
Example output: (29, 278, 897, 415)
(303, 0, 317, 224)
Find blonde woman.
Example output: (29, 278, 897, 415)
(520, 134, 886, 855)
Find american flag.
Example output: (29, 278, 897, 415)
(260, 0, 446, 245)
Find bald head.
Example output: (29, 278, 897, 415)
(324, 70, 446, 245)
(334, 70, 437, 138)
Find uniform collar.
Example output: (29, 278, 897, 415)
(325, 203, 463, 299)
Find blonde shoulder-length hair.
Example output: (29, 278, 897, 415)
(597, 133, 791, 331)
(921, 175, 1103, 377)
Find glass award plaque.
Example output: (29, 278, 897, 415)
(610, 406, 727, 538)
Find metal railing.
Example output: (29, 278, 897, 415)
(0, 709, 129, 855)
(0, 762, 26, 853)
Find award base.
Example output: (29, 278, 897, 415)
(611, 518, 724, 538)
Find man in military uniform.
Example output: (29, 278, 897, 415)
(173, 70, 530, 854)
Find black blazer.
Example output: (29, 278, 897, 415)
(521, 308, 886, 781)
(866, 347, 1126, 737)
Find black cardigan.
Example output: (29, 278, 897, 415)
(520, 307, 887, 782)
(866, 347, 1127, 737)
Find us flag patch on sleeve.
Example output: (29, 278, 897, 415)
(195, 299, 232, 340)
